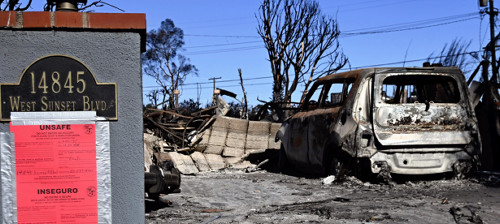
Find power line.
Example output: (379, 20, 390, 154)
(179, 1, 427, 31)
(333, 0, 389, 8)
(187, 40, 262, 49)
(184, 45, 263, 55)
(144, 50, 481, 93)
(333, 0, 424, 12)
(340, 50, 481, 70)
(181, 82, 272, 90)
(183, 12, 479, 40)
(143, 76, 272, 89)
(178, 13, 479, 55)
(343, 17, 478, 37)
(184, 34, 258, 38)
(343, 12, 478, 33)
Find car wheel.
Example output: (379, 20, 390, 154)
(324, 153, 341, 176)
(324, 148, 352, 180)
(278, 144, 288, 171)
(148, 193, 160, 200)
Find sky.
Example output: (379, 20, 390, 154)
(27, 0, 491, 107)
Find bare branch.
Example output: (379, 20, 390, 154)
(258, 0, 347, 109)
(79, 1, 124, 12)
(238, 68, 249, 119)
(15, 0, 31, 11)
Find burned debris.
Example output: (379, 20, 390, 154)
(144, 106, 216, 150)
(143, 60, 499, 212)
(143, 110, 282, 171)
(142, 104, 217, 200)
(142, 99, 283, 200)
(142, 105, 214, 200)
(144, 64, 500, 223)
(145, 64, 498, 191)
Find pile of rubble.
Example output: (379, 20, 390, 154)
(144, 114, 281, 174)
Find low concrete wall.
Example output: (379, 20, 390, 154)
(199, 116, 281, 153)
(151, 116, 282, 174)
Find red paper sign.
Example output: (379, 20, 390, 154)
(11, 124, 98, 224)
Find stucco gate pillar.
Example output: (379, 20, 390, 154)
(0, 11, 146, 223)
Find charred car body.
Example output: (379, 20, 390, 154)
(276, 67, 481, 177)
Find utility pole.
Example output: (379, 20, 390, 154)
(478, 0, 500, 170)
(489, 0, 499, 82)
(209, 77, 221, 94)
(209, 77, 221, 114)
(196, 82, 201, 105)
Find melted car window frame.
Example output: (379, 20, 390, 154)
(303, 78, 355, 110)
(380, 75, 461, 104)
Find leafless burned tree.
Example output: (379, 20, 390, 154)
(257, 0, 347, 112)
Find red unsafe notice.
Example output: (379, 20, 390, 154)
(11, 124, 98, 224)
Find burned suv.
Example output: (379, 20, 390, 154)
(277, 67, 481, 177)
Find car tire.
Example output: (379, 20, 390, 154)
(278, 144, 288, 172)
(324, 148, 353, 180)
(324, 150, 341, 177)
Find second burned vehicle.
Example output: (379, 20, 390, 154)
(276, 66, 481, 178)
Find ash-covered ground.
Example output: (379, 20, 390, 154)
(146, 169, 500, 223)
